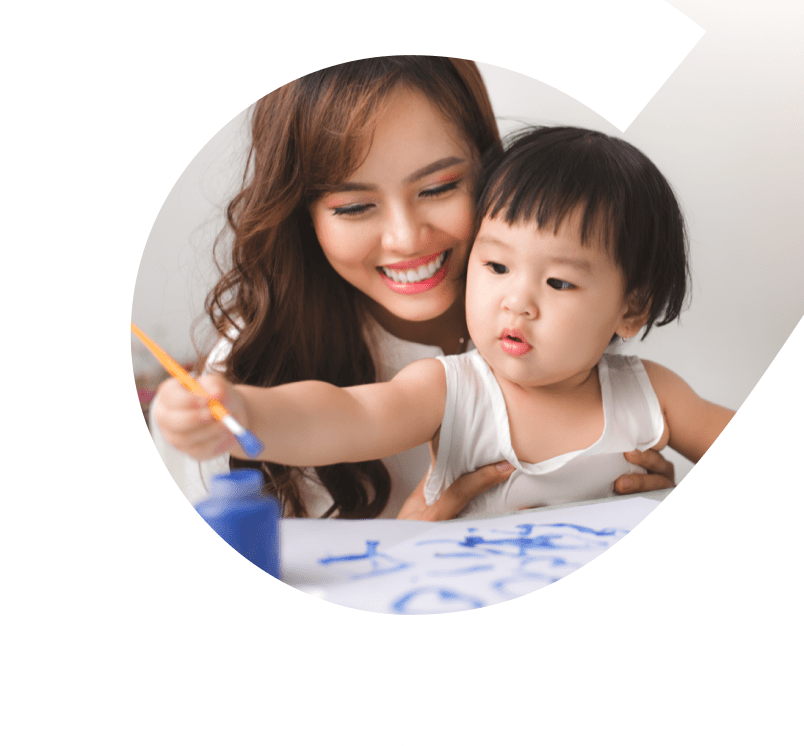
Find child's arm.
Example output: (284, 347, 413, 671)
(642, 360, 735, 463)
(153, 358, 447, 466)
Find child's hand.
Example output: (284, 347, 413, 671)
(152, 373, 246, 461)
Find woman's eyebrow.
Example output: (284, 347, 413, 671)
(404, 156, 466, 184)
(331, 157, 467, 193)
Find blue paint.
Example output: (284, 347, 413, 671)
(235, 429, 264, 459)
(418, 522, 625, 557)
(427, 564, 495, 576)
(391, 586, 485, 614)
(318, 540, 410, 579)
(310, 519, 631, 613)
(196, 469, 280, 579)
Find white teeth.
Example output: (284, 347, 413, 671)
(381, 252, 446, 284)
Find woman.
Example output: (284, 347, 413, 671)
(152, 56, 674, 519)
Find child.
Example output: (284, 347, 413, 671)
(159, 126, 734, 519)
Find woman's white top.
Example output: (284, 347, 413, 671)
(149, 316, 471, 518)
(423, 349, 665, 518)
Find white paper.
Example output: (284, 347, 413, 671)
(281, 496, 662, 614)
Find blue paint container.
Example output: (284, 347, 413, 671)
(195, 469, 281, 579)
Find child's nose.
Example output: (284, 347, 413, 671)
(503, 288, 538, 319)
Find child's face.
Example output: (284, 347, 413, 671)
(466, 210, 640, 392)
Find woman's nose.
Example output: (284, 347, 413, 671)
(381, 205, 427, 254)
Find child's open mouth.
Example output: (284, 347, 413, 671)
(377, 250, 451, 295)
(500, 328, 532, 356)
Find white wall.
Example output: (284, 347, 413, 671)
(132, 0, 804, 483)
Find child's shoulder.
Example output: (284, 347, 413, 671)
(638, 358, 687, 395)
(393, 356, 448, 388)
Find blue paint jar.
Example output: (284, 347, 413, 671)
(195, 469, 281, 579)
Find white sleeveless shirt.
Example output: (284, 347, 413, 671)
(424, 349, 665, 517)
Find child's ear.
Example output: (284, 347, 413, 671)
(617, 289, 651, 340)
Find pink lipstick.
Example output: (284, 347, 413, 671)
(377, 250, 451, 295)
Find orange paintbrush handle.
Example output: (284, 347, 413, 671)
(131, 322, 264, 458)
(131, 323, 222, 415)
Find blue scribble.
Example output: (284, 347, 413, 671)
(427, 564, 495, 577)
(492, 556, 581, 597)
(392, 586, 485, 614)
(318, 540, 410, 580)
(418, 522, 624, 557)
(313, 521, 632, 613)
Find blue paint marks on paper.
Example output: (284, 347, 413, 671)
(283, 496, 662, 615)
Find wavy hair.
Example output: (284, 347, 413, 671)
(203, 57, 500, 517)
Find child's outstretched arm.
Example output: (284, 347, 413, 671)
(642, 360, 736, 463)
(153, 358, 447, 466)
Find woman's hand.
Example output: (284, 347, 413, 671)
(397, 461, 514, 521)
(151, 373, 246, 461)
(614, 449, 676, 494)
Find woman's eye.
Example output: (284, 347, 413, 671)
(484, 262, 509, 275)
(547, 278, 574, 290)
(332, 203, 373, 217)
(420, 179, 460, 199)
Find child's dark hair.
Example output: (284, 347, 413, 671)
(475, 126, 689, 338)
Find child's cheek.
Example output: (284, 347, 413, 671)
(464, 266, 486, 341)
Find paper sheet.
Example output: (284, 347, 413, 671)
(281, 496, 661, 614)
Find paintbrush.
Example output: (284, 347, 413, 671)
(131, 322, 264, 458)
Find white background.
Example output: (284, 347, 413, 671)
(4, 1, 803, 743)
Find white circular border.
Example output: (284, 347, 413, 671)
(2, 0, 804, 744)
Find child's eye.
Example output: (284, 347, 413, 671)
(332, 203, 373, 217)
(420, 179, 461, 199)
(547, 278, 574, 290)
(484, 262, 509, 275)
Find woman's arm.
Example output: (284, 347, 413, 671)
(154, 358, 447, 466)
(642, 359, 735, 463)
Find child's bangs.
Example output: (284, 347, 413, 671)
(478, 135, 621, 252)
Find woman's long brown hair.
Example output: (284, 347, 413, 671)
(203, 56, 500, 518)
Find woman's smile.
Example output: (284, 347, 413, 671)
(377, 250, 451, 294)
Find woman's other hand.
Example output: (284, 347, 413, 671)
(614, 449, 676, 495)
(397, 461, 514, 521)
(151, 373, 244, 461)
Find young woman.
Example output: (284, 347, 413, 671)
(152, 57, 675, 519)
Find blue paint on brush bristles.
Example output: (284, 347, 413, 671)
(235, 429, 264, 459)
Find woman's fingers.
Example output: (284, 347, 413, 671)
(614, 471, 674, 495)
(615, 449, 676, 494)
(422, 461, 514, 521)
(624, 448, 676, 481)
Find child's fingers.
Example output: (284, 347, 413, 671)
(181, 428, 237, 461)
(154, 377, 208, 413)
(196, 373, 232, 404)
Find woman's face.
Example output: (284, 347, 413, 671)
(309, 87, 477, 332)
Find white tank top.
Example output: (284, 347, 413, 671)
(424, 349, 665, 517)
